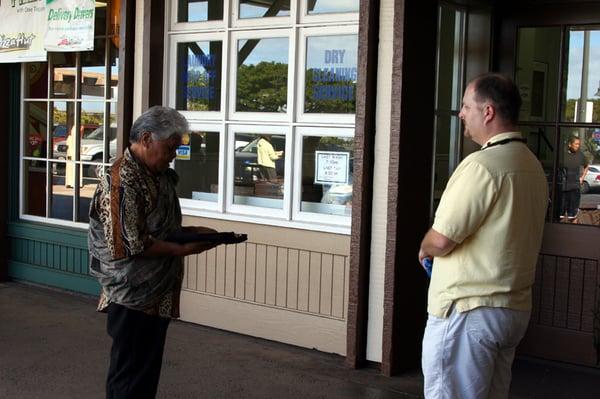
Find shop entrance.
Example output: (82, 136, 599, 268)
(494, 3, 600, 367)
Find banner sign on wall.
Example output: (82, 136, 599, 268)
(44, 0, 95, 52)
(0, 0, 47, 63)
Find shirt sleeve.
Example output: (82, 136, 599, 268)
(432, 160, 498, 244)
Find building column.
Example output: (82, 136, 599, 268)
(381, 0, 438, 376)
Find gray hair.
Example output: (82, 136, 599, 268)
(129, 106, 189, 143)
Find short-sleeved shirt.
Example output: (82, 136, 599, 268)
(562, 149, 588, 191)
(257, 138, 277, 169)
(88, 148, 183, 318)
(428, 132, 548, 318)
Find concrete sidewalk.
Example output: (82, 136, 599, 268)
(1, 282, 599, 399)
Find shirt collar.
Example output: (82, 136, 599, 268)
(124, 147, 158, 179)
(481, 132, 523, 150)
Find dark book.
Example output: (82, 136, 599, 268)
(165, 231, 248, 245)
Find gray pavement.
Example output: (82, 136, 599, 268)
(1, 281, 599, 399)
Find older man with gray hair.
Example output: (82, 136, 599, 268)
(89, 106, 216, 398)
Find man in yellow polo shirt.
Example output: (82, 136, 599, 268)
(418, 74, 548, 398)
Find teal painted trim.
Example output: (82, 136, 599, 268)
(8, 221, 88, 249)
(8, 261, 100, 296)
(8, 63, 20, 222)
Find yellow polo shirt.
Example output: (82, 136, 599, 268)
(428, 132, 548, 318)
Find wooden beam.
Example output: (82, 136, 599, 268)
(346, 0, 380, 369)
(381, 0, 437, 376)
(116, 0, 136, 156)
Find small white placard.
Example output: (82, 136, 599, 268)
(176, 145, 191, 160)
(315, 151, 349, 185)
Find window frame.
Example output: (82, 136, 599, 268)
(165, 0, 359, 233)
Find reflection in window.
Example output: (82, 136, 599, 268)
(515, 27, 561, 122)
(50, 161, 74, 221)
(236, 37, 288, 113)
(176, 41, 222, 111)
(301, 136, 353, 216)
(51, 53, 77, 98)
(519, 125, 556, 221)
(109, 39, 119, 99)
(20, 4, 117, 225)
(307, 0, 359, 15)
(555, 128, 600, 225)
(175, 131, 220, 202)
(239, 0, 290, 19)
(178, 0, 223, 22)
(82, 39, 107, 100)
(25, 63, 48, 98)
(563, 27, 600, 124)
(305, 35, 358, 114)
(233, 133, 285, 208)
(24, 102, 48, 158)
(23, 161, 47, 217)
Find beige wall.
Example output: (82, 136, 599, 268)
(180, 216, 351, 354)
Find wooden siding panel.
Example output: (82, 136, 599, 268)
(206, 247, 217, 294)
(581, 259, 597, 332)
(287, 249, 299, 310)
(332, 255, 346, 318)
(198, 250, 208, 292)
(276, 247, 288, 308)
(539, 255, 556, 325)
(224, 244, 236, 298)
(567, 258, 584, 330)
(235, 243, 246, 300)
(255, 244, 267, 304)
(320, 254, 334, 316)
(308, 252, 321, 314)
(265, 246, 277, 306)
(553, 257, 570, 328)
(245, 243, 257, 302)
(297, 250, 310, 312)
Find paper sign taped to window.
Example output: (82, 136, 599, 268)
(176, 145, 191, 160)
(315, 151, 350, 185)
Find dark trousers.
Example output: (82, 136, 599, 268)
(561, 189, 581, 218)
(106, 303, 170, 399)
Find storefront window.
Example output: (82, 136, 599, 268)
(300, 135, 353, 216)
(562, 27, 600, 124)
(167, 0, 357, 229)
(236, 37, 289, 113)
(239, 0, 290, 18)
(51, 53, 77, 99)
(513, 25, 600, 228)
(178, 0, 224, 22)
(306, 0, 359, 15)
(175, 131, 220, 202)
(20, 1, 119, 226)
(304, 34, 358, 114)
(233, 132, 285, 209)
(176, 41, 223, 111)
